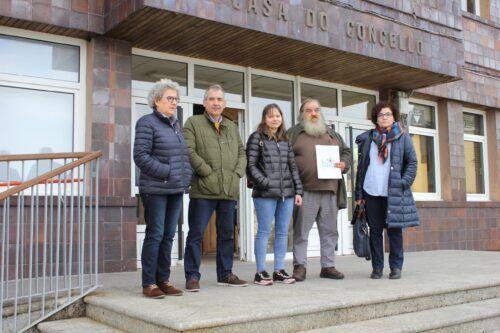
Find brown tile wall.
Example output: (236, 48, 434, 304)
(404, 203, 500, 251)
(99, 199, 137, 273)
(490, 0, 500, 24)
(418, 12, 499, 108)
(0, 0, 106, 33)
(462, 14, 499, 72)
(339, 0, 463, 36)
(104, 0, 143, 31)
(88, 36, 137, 273)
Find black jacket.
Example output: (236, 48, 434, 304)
(246, 131, 303, 199)
(133, 109, 192, 195)
(355, 129, 419, 228)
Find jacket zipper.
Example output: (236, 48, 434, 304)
(277, 140, 284, 202)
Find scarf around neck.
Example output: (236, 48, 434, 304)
(371, 121, 402, 164)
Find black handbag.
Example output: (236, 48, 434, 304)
(351, 204, 371, 261)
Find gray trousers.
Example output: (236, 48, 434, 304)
(293, 190, 339, 268)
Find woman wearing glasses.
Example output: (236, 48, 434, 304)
(354, 101, 419, 280)
(134, 79, 192, 298)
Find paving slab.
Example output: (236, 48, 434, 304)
(90, 250, 500, 332)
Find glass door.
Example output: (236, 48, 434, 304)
(337, 122, 372, 255)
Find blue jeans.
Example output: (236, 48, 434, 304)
(184, 199, 236, 281)
(253, 197, 294, 272)
(140, 193, 183, 288)
(364, 191, 404, 270)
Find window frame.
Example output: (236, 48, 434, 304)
(0, 27, 86, 154)
(463, 107, 489, 201)
(461, 0, 481, 15)
(408, 98, 441, 201)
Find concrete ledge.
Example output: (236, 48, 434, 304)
(38, 317, 124, 333)
(84, 251, 500, 333)
(303, 298, 500, 333)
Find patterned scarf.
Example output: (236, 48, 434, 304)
(371, 122, 402, 164)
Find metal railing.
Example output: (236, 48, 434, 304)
(0, 152, 101, 333)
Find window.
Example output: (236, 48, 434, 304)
(132, 55, 188, 95)
(461, 0, 480, 15)
(463, 110, 488, 199)
(408, 100, 439, 199)
(251, 75, 294, 130)
(300, 83, 337, 119)
(0, 28, 85, 183)
(340, 90, 376, 120)
(0, 34, 79, 82)
(194, 65, 244, 103)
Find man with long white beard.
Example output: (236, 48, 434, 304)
(287, 99, 351, 282)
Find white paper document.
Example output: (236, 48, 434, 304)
(315, 145, 341, 179)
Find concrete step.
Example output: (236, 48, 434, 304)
(302, 298, 500, 333)
(37, 318, 125, 333)
(83, 283, 500, 333)
(1, 298, 85, 333)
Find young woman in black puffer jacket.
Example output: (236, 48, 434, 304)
(246, 103, 303, 286)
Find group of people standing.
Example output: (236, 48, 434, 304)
(134, 78, 419, 299)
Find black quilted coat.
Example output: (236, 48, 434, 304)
(133, 108, 192, 195)
(246, 131, 303, 199)
(354, 129, 419, 228)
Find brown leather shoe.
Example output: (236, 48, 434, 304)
(142, 284, 166, 299)
(320, 266, 345, 280)
(293, 265, 306, 282)
(217, 274, 248, 287)
(158, 281, 183, 296)
(185, 278, 200, 292)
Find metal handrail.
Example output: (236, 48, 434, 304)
(0, 151, 101, 333)
(0, 152, 101, 200)
(0, 152, 90, 162)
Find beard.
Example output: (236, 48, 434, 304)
(302, 114, 328, 137)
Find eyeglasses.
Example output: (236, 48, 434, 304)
(377, 112, 393, 118)
(162, 96, 180, 103)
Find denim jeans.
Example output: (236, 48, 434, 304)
(184, 199, 236, 281)
(140, 193, 183, 288)
(363, 191, 404, 270)
(253, 197, 294, 272)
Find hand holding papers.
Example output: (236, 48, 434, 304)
(316, 145, 342, 179)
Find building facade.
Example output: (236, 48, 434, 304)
(0, 0, 498, 273)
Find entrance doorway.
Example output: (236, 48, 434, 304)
(336, 122, 373, 255)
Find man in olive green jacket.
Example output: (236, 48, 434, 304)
(183, 85, 247, 291)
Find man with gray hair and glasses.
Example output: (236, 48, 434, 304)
(287, 99, 351, 282)
(183, 84, 247, 291)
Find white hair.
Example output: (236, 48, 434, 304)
(147, 78, 180, 108)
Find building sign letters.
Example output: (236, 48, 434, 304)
(231, 0, 425, 56)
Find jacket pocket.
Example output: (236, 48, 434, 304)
(228, 172, 240, 198)
(198, 172, 221, 195)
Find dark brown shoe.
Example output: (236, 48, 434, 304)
(142, 284, 166, 299)
(185, 278, 200, 292)
(217, 274, 248, 287)
(293, 265, 306, 282)
(320, 266, 344, 280)
(158, 281, 183, 296)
